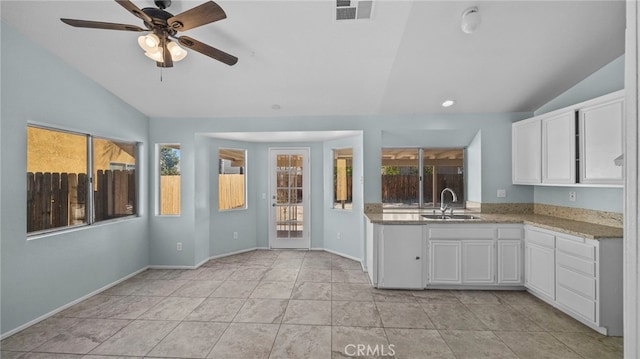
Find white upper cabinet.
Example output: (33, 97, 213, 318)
(512, 118, 542, 184)
(542, 111, 576, 184)
(512, 90, 624, 187)
(579, 96, 624, 185)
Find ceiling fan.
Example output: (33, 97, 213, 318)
(60, 0, 237, 68)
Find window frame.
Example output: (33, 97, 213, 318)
(381, 147, 466, 209)
(218, 147, 248, 212)
(156, 143, 181, 216)
(27, 124, 140, 238)
(332, 147, 353, 211)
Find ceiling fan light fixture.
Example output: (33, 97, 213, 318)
(167, 41, 187, 61)
(137, 33, 160, 52)
(461, 7, 481, 34)
(144, 49, 164, 62)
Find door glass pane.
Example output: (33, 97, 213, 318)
(277, 189, 289, 204)
(273, 153, 306, 240)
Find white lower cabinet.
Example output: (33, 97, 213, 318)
(377, 225, 424, 289)
(524, 225, 623, 336)
(498, 240, 523, 284)
(427, 224, 523, 288)
(462, 241, 494, 284)
(429, 240, 461, 284)
(525, 242, 555, 301)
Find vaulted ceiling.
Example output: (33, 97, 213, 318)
(0, 0, 626, 118)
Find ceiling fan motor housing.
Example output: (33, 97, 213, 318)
(154, 0, 171, 10)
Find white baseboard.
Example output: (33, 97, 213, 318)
(0, 266, 148, 340)
(322, 248, 364, 264)
(209, 247, 264, 260)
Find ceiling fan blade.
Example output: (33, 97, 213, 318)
(115, 0, 154, 25)
(167, 1, 226, 32)
(60, 18, 146, 32)
(178, 36, 238, 66)
(157, 37, 174, 68)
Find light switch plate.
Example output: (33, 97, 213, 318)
(569, 191, 577, 202)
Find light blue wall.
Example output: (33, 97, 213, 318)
(466, 130, 482, 202)
(532, 55, 625, 213)
(1, 23, 150, 335)
(535, 55, 625, 116)
(208, 139, 259, 256)
(323, 135, 364, 259)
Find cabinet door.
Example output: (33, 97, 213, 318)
(542, 111, 576, 184)
(498, 240, 523, 284)
(579, 97, 624, 185)
(525, 242, 555, 300)
(378, 226, 423, 289)
(512, 119, 542, 184)
(462, 240, 495, 284)
(430, 240, 461, 284)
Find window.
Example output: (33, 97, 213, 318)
(381, 148, 465, 208)
(92, 137, 137, 222)
(333, 148, 353, 210)
(219, 148, 246, 211)
(27, 126, 88, 232)
(158, 144, 181, 215)
(27, 125, 138, 234)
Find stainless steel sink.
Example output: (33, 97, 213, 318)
(421, 214, 480, 220)
(448, 214, 480, 220)
(421, 214, 451, 220)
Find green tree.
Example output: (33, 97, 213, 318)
(160, 147, 180, 175)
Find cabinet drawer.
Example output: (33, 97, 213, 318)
(429, 228, 494, 240)
(525, 229, 554, 248)
(556, 286, 596, 322)
(557, 252, 595, 276)
(557, 266, 596, 299)
(556, 237, 595, 260)
(498, 228, 523, 240)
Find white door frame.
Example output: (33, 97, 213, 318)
(624, 0, 639, 356)
(268, 148, 311, 249)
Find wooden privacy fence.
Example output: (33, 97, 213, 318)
(27, 170, 135, 232)
(160, 175, 181, 215)
(219, 174, 245, 210)
(381, 174, 464, 204)
(27, 172, 87, 232)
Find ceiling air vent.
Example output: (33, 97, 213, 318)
(336, 0, 373, 21)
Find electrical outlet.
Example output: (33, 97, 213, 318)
(497, 189, 506, 198)
(569, 191, 577, 202)
(233, 232, 238, 240)
(177, 242, 183, 251)
(337, 232, 342, 240)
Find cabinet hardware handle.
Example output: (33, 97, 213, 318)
(416, 256, 420, 260)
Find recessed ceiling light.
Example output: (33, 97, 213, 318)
(271, 104, 281, 110)
(442, 100, 456, 107)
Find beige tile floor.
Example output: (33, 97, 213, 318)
(0, 250, 623, 359)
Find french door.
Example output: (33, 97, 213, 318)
(269, 148, 310, 249)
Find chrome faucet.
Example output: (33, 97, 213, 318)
(440, 188, 458, 215)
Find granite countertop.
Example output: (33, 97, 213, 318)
(364, 211, 623, 240)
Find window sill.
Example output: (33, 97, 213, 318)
(27, 215, 141, 241)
